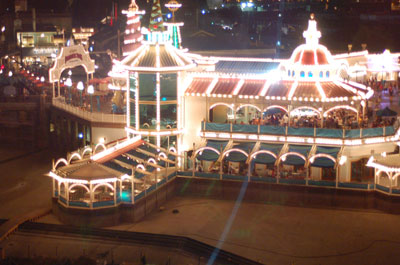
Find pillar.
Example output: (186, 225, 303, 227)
(90, 183, 93, 209)
(113, 181, 117, 205)
(65, 182, 69, 206)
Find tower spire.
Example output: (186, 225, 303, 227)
(149, 0, 165, 32)
(122, 0, 145, 57)
(303, 14, 321, 47)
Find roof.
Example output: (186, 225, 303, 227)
(368, 155, 400, 170)
(121, 43, 195, 72)
(57, 162, 124, 180)
(184, 77, 370, 100)
(215, 61, 279, 74)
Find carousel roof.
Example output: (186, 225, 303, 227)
(184, 76, 370, 101)
(184, 17, 373, 101)
(120, 40, 195, 72)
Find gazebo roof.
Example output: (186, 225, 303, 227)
(57, 161, 124, 181)
(367, 154, 400, 173)
(120, 42, 195, 72)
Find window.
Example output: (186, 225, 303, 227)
(139, 74, 156, 101)
(326, 71, 330, 78)
(300, 71, 305, 77)
(292, 70, 295, 77)
(308, 71, 313, 77)
(319, 71, 323, 78)
(288, 70, 291, 77)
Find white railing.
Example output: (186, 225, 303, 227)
(52, 97, 126, 124)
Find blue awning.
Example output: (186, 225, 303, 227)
(283, 145, 312, 166)
(311, 146, 340, 168)
(225, 142, 255, 162)
(197, 140, 228, 161)
(253, 143, 283, 164)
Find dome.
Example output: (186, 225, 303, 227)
(291, 46, 331, 65)
(289, 19, 333, 66)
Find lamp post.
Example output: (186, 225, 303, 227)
(77, 81, 84, 107)
(88, 85, 94, 112)
(66, 78, 72, 104)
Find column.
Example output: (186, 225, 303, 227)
(113, 181, 117, 205)
(52, 178, 55, 197)
(90, 183, 93, 209)
(156, 72, 161, 147)
(131, 168, 135, 204)
(66, 182, 69, 206)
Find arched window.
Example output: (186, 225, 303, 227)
(288, 70, 291, 76)
(326, 71, 330, 78)
(292, 70, 295, 77)
(319, 71, 323, 78)
(300, 71, 305, 78)
(308, 71, 313, 77)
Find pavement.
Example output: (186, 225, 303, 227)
(0, 148, 53, 220)
(108, 196, 400, 265)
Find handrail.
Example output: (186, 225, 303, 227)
(52, 97, 126, 124)
(18, 221, 263, 265)
(202, 121, 396, 139)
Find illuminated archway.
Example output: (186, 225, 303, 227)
(278, 152, 307, 165)
(193, 146, 221, 159)
(264, 105, 288, 114)
(309, 153, 336, 166)
(69, 183, 90, 193)
(249, 150, 277, 162)
(290, 106, 322, 118)
(323, 105, 358, 117)
(68, 153, 82, 164)
(55, 158, 69, 169)
(94, 143, 107, 154)
(93, 183, 115, 193)
(222, 148, 249, 159)
(81, 147, 92, 157)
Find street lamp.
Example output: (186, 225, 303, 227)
(40, 76, 45, 82)
(66, 78, 72, 104)
(88, 85, 94, 112)
(77, 81, 84, 107)
(8, 71, 12, 77)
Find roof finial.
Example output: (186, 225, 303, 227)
(303, 15, 321, 46)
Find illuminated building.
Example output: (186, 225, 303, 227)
(48, 1, 400, 221)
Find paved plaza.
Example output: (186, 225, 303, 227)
(2, 149, 400, 264)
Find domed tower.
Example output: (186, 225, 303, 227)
(118, 0, 196, 152)
(282, 15, 336, 97)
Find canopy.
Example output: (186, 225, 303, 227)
(197, 140, 228, 161)
(311, 146, 340, 168)
(225, 142, 255, 162)
(253, 143, 283, 164)
(283, 145, 312, 166)
(376, 107, 397, 117)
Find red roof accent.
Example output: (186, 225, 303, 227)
(321, 82, 357, 98)
(238, 80, 265, 96)
(211, 79, 239, 94)
(316, 49, 328, 64)
(185, 78, 213, 94)
(301, 50, 315, 65)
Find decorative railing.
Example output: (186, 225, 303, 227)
(52, 97, 126, 124)
(202, 122, 397, 140)
(176, 171, 400, 195)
